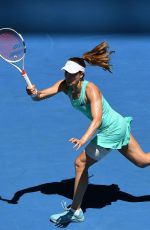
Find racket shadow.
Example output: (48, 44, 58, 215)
(1, 178, 150, 212)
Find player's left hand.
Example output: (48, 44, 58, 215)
(69, 138, 84, 150)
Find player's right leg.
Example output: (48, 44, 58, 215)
(119, 134, 150, 168)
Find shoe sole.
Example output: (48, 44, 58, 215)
(50, 217, 85, 224)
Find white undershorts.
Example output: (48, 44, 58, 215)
(85, 142, 112, 161)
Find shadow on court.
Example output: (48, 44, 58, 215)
(1, 178, 150, 213)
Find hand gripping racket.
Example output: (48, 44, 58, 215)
(0, 28, 33, 88)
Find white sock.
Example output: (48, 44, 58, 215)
(71, 208, 81, 216)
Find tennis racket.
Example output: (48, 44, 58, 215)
(0, 27, 33, 88)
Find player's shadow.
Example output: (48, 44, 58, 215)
(1, 177, 150, 213)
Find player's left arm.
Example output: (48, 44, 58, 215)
(69, 82, 102, 150)
(80, 82, 102, 143)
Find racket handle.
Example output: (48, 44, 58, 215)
(21, 70, 33, 88)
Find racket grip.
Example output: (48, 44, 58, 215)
(21, 70, 33, 88)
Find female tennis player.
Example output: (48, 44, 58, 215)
(26, 42, 150, 225)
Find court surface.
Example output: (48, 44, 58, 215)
(0, 34, 150, 230)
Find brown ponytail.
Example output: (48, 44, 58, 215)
(82, 41, 114, 73)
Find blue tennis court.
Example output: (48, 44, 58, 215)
(0, 34, 150, 229)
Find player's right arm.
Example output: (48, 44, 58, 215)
(26, 79, 68, 100)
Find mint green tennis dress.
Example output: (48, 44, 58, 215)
(67, 80, 132, 149)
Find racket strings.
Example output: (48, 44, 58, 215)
(0, 31, 25, 62)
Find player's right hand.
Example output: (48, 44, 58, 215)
(26, 85, 37, 95)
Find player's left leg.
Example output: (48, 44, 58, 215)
(50, 144, 111, 225)
(118, 133, 150, 168)
(50, 150, 96, 225)
(71, 150, 97, 211)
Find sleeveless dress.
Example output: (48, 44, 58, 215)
(67, 80, 132, 149)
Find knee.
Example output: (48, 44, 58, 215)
(74, 157, 87, 172)
(131, 152, 150, 168)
